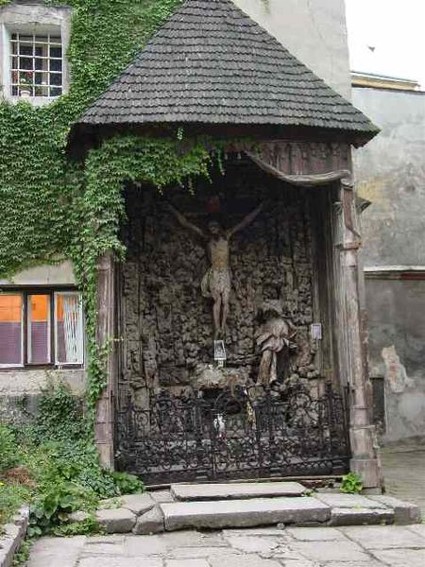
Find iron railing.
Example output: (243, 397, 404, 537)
(115, 382, 350, 484)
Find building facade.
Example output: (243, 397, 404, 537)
(353, 82, 425, 442)
(1, 0, 381, 487)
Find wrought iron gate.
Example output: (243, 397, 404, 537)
(115, 383, 350, 485)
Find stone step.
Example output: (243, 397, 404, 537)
(170, 481, 306, 501)
(161, 496, 330, 531)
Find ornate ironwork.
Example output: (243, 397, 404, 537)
(115, 382, 350, 485)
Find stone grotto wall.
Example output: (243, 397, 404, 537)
(119, 159, 318, 401)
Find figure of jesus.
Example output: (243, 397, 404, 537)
(167, 201, 263, 339)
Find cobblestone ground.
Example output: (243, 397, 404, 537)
(27, 525, 425, 567)
(26, 442, 425, 567)
(381, 440, 425, 516)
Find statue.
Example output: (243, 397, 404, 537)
(256, 301, 297, 386)
(167, 201, 263, 339)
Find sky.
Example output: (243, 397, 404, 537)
(345, 0, 425, 88)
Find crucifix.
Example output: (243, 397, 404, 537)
(167, 201, 263, 339)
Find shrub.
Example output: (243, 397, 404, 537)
(0, 424, 18, 473)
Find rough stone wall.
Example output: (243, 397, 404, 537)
(120, 160, 316, 398)
(353, 87, 425, 442)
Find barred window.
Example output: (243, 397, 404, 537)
(10, 32, 63, 98)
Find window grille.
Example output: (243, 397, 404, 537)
(10, 32, 63, 98)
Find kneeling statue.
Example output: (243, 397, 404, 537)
(256, 301, 297, 386)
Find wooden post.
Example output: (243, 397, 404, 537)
(95, 252, 117, 469)
(335, 178, 381, 488)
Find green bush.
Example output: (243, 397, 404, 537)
(340, 472, 363, 494)
(0, 424, 18, 473)
(0, 482, 31, 525)
(0, 383, 144, 535)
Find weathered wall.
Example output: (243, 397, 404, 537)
(366, 278, 425, 442)
(353, 88, 425, 267)
(353, 86, 425, 442)
(0, 368, 86, 422)
(233, 0, 351, 99)
(120, 159, 319, 403)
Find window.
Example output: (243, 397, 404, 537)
(0, 290, 84, 368)
(10, 32, 63, 98)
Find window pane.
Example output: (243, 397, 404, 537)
(27, 295, 50, 364)
(0, 294, 23, 366)
(55, 293, 83, 365)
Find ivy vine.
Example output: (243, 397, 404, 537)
(0, 0, 229, 417)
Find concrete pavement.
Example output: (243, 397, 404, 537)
(27, 524, 425, 567)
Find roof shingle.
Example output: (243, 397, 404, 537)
(77, 0, 378, 136)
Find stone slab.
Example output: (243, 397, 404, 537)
(314, 493, 387, 509)
(372, 548, 425, 567)
(330, 506, 394, 526)
(171, 482, 306, 501)
(286, 527, 348, 541)
(289, 540, 372, 563)
(0, 507, 29, 567)
(368, 495, 422, 524)
(132, 505, 165, 535)
(79, 558, 162, 567)
(161, 497, 330, 531)
(340, 525, 425, 549)
(120, 493, 155, 516)
(208, 555, 282, 567)
(95, 508, 136, 534)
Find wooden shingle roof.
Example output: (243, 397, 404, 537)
(75, 0, 378, 138)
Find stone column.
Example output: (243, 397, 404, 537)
(337, 178, 381, 489)
(95, 252, 117, 469)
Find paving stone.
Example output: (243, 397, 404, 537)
(314, 493, 388, 509)
(223, 527, 285, 536)
(285, 527, 348, 541)
(78, 557, 162, 567)
(69, 510, 91, 523)
(406, 524, 425, 538)
(225, 535, 279, 553)
(161, 497, 330, 531)
(96, 508, 136, 534)
(371, 548, 425, 567)
(82, 540, 125, 556)
(120, 493, 155, 515)
(323, 562, 384, 567)
(368, 495, 422, 524)
(169, 546, 242, 559)
(340, 525, 425, 549)
(150, 489, 175, 504)
(290, 540, 372, 562)
(160, 530, 227, 548)
(132, 504, 165, 534)
(124, 534, 167, 556)
(330, 506, 394, 526)
(208, 554, 282, 567)
(26, 537, 86, 567)
(171, 482, 306, 501)
(166, 560, 210, 567)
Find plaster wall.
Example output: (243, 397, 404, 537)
(233, 0, 351, 99)
(353, 88, 425, 267)
(365, 279, 425, 443)
(353, 86, 425, 442)
(0, 368, 86, 422)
